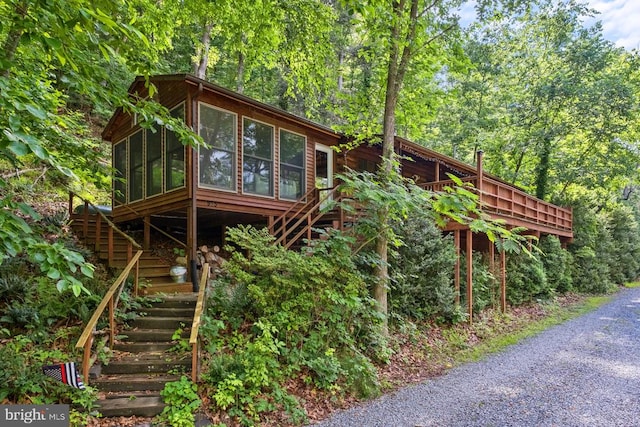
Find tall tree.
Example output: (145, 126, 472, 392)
(0, 0, 191, 294)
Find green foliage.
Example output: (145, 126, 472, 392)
(389, 213, 458, 322)
(0, 334, 98, 419)
(202, 225, 384, 424)
(607, 204, 640, 284)
(460, 252, 497, 315)
(539, 235, 573, 293)
(158, 376, 201, 427)
(506, 250, 551, 305)
(563, 193, 616, 293)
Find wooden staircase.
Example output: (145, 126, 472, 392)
(269, 186, 360, 249)
(93, 294, 196, 417)
(70, 210, 193, 294)
(70, 209, 199, 417)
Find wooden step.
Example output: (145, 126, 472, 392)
(101, 354, 191, 375)
(97, 395, 164, 418)
(146, 294, 197, 308)
(139, 282, 194, 295)
(130, 316, 192, 330)
(118, 328, 190, 342)
(113, 341, 177, 353)
(93, 373, 181, 392)
(138, 307, 195, 318)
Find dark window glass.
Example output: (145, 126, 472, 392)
(243, 118, 273, 196)
(166, 105, 185, 191)
(113, 141, 127, 204)
(199, 104, 236, 190)
(129, 131, 143, 202)
(146, 129, 162, 197)
(279, 130, 305, 200)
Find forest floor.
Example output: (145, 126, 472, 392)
(87, 292, 603, 427)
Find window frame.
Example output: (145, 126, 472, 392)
(197, 102, 238, 192)
(278, 128, 306, 201)
(242, 117, 275, 198)
(165, 102, 186, 193)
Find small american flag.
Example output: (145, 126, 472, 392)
(42, 362, 86, 390)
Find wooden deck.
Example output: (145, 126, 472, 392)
(423, 176, 573, 239)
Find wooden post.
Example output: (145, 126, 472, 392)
(500, 246, 507, 313)
(68, 192, 73, 217)
(191, 343, 198, 383)
(435, 160, 440, 182)
(454, 230, 461, 305)
(143, 215, 151, 250)
(187, 205, 198, 292)
(109, 296, 115, 349)
(134, 259, 140, 297)
(95, 212, 102, 253)
(108, 227, 114, 267)
(82, 201, 89, 240)
(466, 229, 473, 322)
(82, 334, 92, 385)
(489, 241, 495, 308)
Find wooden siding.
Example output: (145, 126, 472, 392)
(103, 74, 572, 240)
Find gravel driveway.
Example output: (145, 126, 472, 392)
(311, 287, 640, 427)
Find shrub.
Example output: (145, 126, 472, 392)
(389, 214, 458, 322)
(202, 225, 384, 424)
(506, 250, 550, 305)
(459, 251, 497, 315)
(539, 235, 572, 293)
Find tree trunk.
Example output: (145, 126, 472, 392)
(237, 49, 245, 93)
(193, 23, 213, 79)
(535, 135, 552, 200)
(1, 1, 29, 78)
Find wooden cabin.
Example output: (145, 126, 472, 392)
(101, 74, 572, 314)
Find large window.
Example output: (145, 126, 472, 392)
(129, 131, 144, 202)
(146, 128, 163, 197)
(113, 141, 127, 204)
(243, 118, 274, 196)
(279, 130, 305, 200)
(199, 104, 236, 190)
(166, 105, 185, 191)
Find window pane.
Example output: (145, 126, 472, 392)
(129, 131, 143, 202)
(280, 165, 303, 200)
(243, 119, 273, 159)
(113, 141, 127, 204)
(243, 157, 273, 196)
(279, 130, 305, 200)
(200, 105, 236, 151)
(199, 104, 236, 190)
(280, 130, 305, 167)
(166, 106, 185, 191)
(146, 129, 162, 197)
(200, 150, 234, 189)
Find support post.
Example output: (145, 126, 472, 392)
(454, 230, 461, 305)
(476, 150, 484, 197)
(187, 206, 198, 292)
(435, 160, 440, 182)
(143, 215, 151, 250)
(489, 241, 495, 308)
(500, 246, 507, 313)
(466, 229, 473, 322)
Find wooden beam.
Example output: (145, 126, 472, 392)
(466, 229, 473, 322)
(489, 241, 495, 307)
(454, 230, 460, 305)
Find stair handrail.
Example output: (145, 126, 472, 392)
(69, 192, 142, 250)
(275, 186, 342, 248)
(269, 186, 318, 238)
(115, 201, 188, 250)
(189, 263, 211, 383)
(75, 250, 144, 385)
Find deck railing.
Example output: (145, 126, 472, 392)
(189, 263, 210, 383)
(75, 250, 143, 384)
(422, 176, 572, 233)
